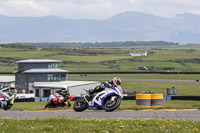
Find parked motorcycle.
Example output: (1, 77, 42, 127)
(45, 93, 75, 109)
(0, 92, 14, 110)
(73, 85, 123, 112)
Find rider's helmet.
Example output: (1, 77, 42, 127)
(112, 77, 121, 86)
(62, 85, 68, 90)
(61, 85, 69, 93)
(10, 84, 15, 89)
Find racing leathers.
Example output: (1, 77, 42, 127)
(56, 89, 70, 102)
(88, 81, 114, 96)
(59, 90, 70, 101)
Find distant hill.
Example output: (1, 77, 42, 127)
(0, 11, 200, 44)
(19, 41, 178, 49)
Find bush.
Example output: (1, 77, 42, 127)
(163, 67, 175, 70)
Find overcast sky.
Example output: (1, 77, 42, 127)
(0, 0, 200, 19)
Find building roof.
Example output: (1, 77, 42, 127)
(0, 76, 15, 83)
(16, 59, 62, 64)
(33, 81, 100, 89)
(24, 68, 69, 73)
(129, 51, 147, 54)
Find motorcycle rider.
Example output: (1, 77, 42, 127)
(45, 85, 72, 108)
(88, 77, 121, 97)
(56, 85, 70, 102)
(59, 85, 71, 107)
(0, 84, 17, 105)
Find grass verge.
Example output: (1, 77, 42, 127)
(0, 118, 199, 133)
(119, 100, 200, 110)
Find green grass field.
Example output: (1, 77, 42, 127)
(1, 44, 200, 72)
(121, 81, 200, 96)
(69, 75, 200, 96)
(0, 118, 199, 133)
(120, 100, 200, 110)
(51, 55, 133, 63)
(143, 53, 200, 61)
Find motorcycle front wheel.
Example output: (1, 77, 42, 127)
(104, 96, 121, 112)
(4, 104, 13, 111)
(44, 102, 55, 109)
(73, 98, 88, 112)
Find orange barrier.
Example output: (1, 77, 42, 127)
(136, 94, 163, 107)
(136, 94, 151, 107)
(151, 94, 163, 107)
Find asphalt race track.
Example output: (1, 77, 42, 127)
(0, 110, 200, 121)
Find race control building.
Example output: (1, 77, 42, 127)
(14, 59, 100, 97)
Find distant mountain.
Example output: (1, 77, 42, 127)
(0, 11, 200, 44)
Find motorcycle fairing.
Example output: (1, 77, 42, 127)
(88, 87, 121, 109)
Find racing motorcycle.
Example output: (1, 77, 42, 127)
(73, 84, 123, 112)
(0, 92, 14, 110)
(45, 93, 75, 109)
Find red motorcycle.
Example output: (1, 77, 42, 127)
(44, 93, 75, 108)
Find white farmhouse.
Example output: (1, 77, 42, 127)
(129, 51, 147, 56)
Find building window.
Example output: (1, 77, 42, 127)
(35, 89, 39, 97)
(48, 63, 58, 68)
(30, 90, 33, 93)
(18, 64, 24, 71)
(31, 77, 36, 81)
(43, 90, 51, 97)
(47, 74, 64, 81)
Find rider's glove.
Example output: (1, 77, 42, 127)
(95, 85, 101, 90)
(4, 97, 8, 101)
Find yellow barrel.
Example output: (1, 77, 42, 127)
(136, 94, 151, 107)
(151, 94, 163, 107)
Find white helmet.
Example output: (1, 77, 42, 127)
(62, 85, 68, 91)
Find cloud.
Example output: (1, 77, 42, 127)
(0, 0, 50, 16)
(0, 0, 200, 19)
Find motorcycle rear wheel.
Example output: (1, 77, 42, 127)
(73, 98, 88, 112)
(104, 96, 121, 112)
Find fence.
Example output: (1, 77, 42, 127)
(171, 96, 200, 100)
(14, 98, 35, 102)
(14, 96, 200, 102)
